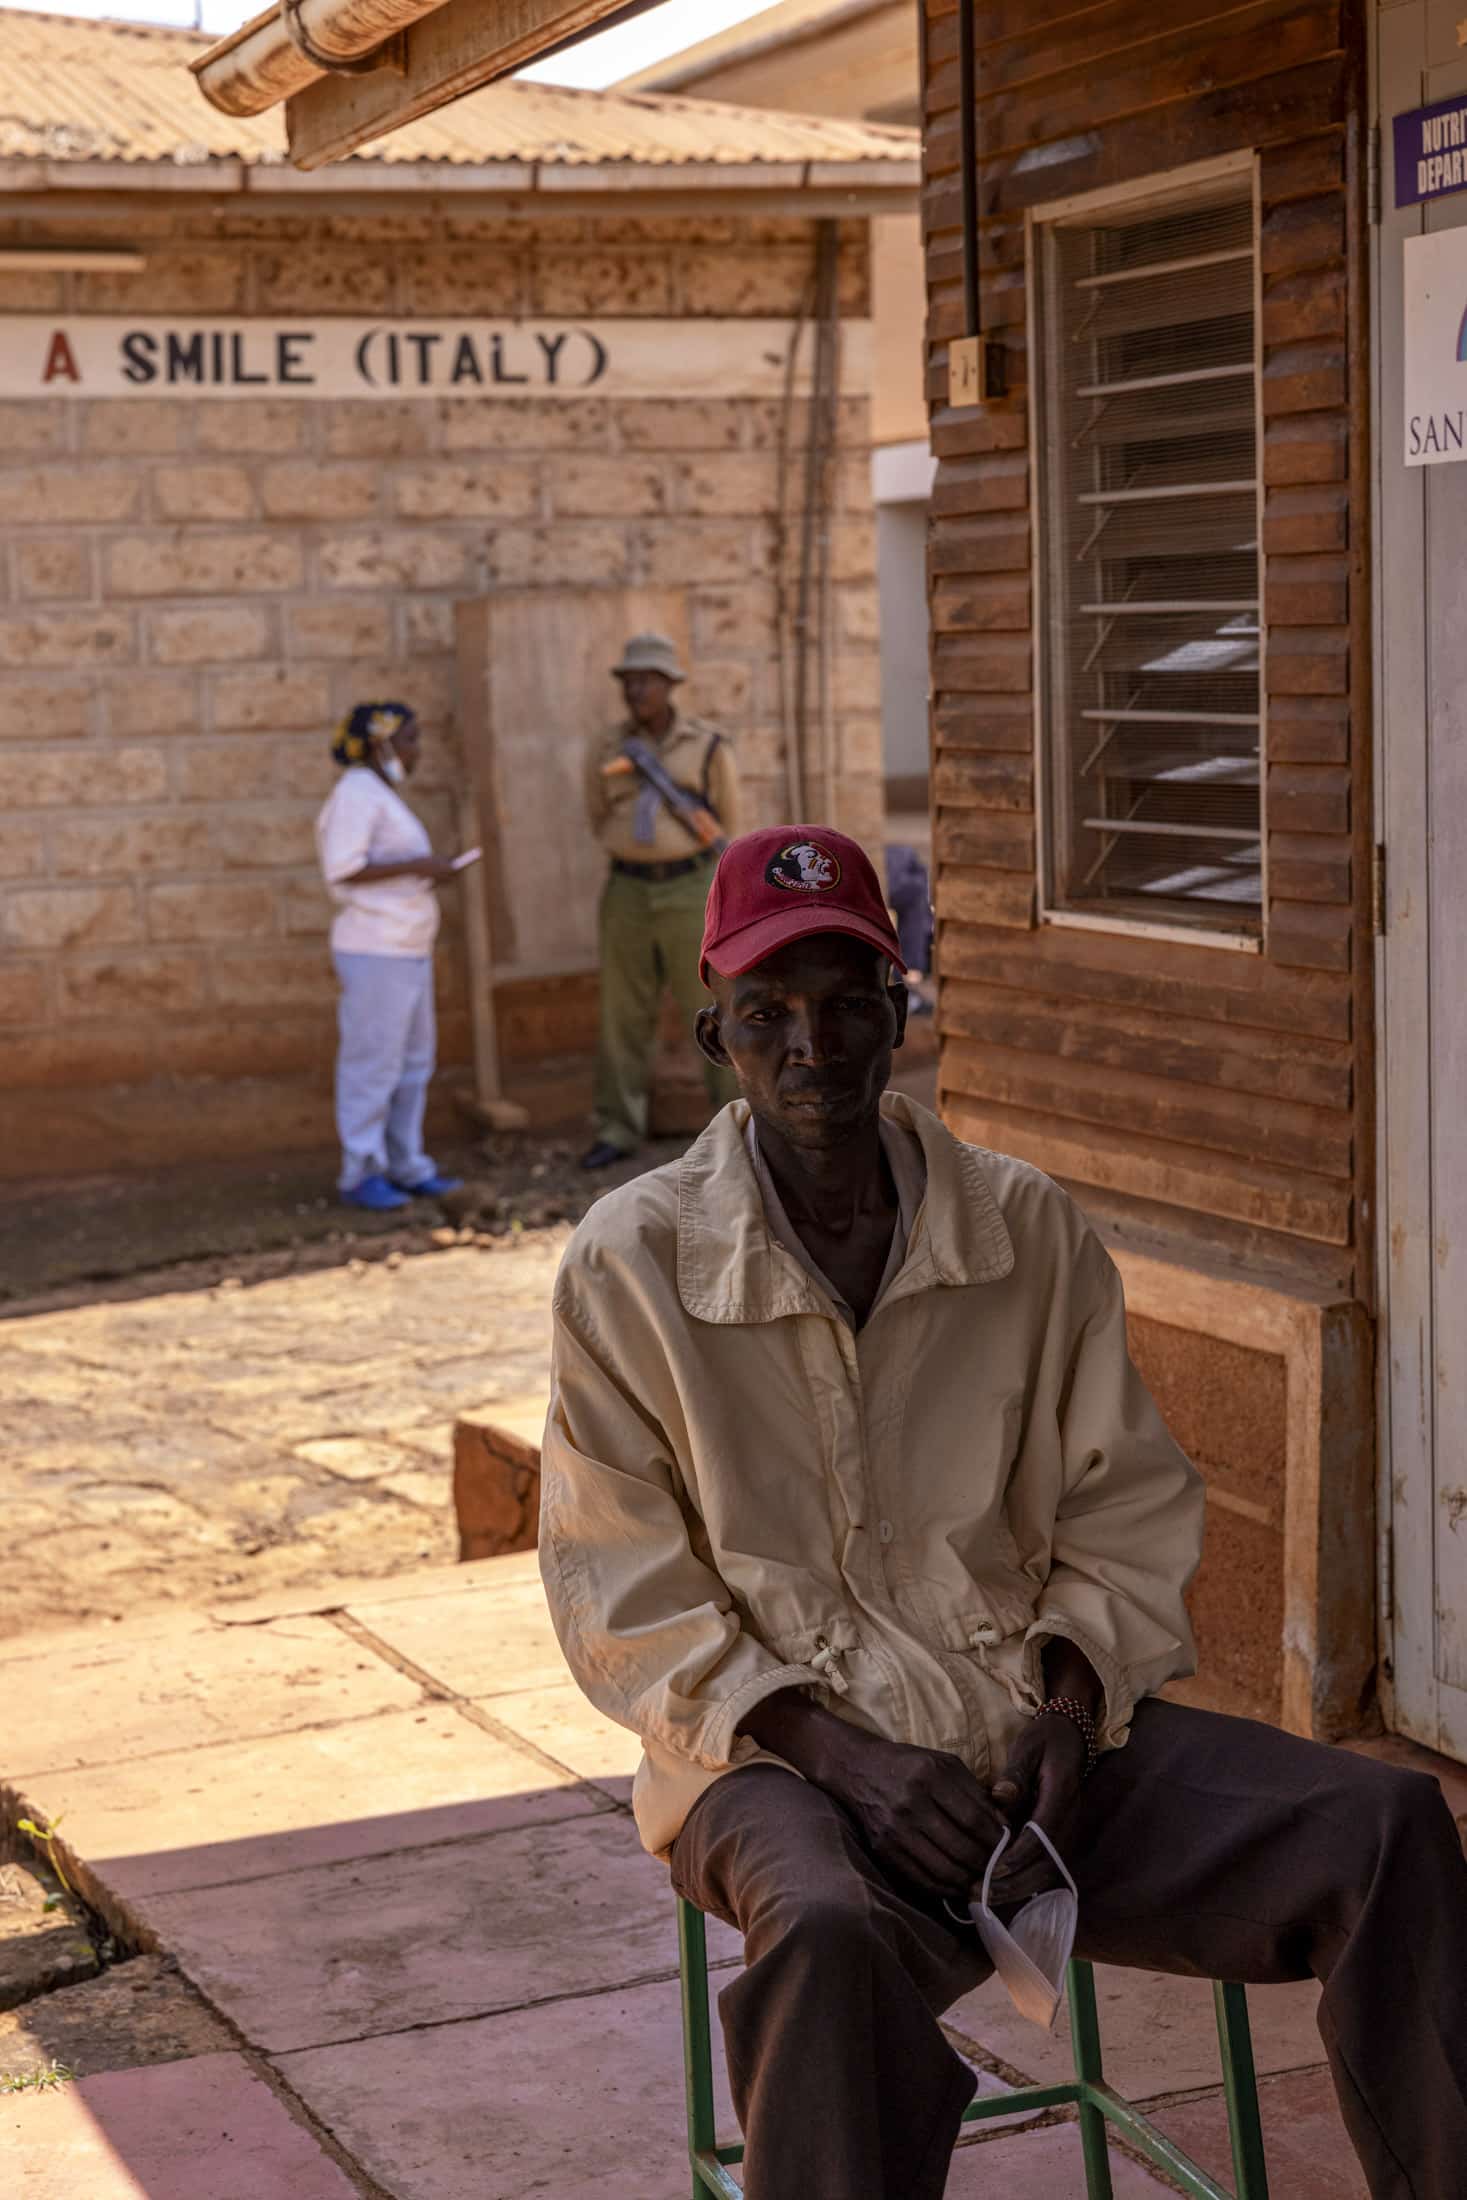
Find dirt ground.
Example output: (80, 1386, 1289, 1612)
(1, 1057, 936, 1644)
(0, 1130, 675, 1311)
(0, 1130, 693, 1643)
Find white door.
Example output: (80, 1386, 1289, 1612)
(1376, 0, 1467, 1760)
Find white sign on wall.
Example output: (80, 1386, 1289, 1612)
(1404, 230, 1467, 465)
(0, 317, 870, 401)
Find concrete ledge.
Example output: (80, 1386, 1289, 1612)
(453, 1399, 547, 1562)
(1115, 1250, 1375, 1744)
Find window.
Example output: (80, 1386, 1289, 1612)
(1033, 171, 1263, 938)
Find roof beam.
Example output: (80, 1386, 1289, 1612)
(195, 0, 649, 123)
(282, 0, 654, 167)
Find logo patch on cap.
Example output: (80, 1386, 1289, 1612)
(766, 840, 842, 894)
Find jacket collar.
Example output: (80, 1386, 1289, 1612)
(676, 1091, 1014, 1325)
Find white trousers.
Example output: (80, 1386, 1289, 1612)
(332, 950, 438, 1192)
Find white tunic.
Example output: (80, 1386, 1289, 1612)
(315, 766, 440, 958)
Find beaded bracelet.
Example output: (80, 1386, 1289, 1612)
(1037, 1694, 1099, 1778)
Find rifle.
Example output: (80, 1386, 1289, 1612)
(602, 735, 729, 855)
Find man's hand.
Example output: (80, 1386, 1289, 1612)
(738, 1693, 1007, 1900)
(824, 1730, 1011, 1898)
(987, 1637, 1105, 1906)
(987, 1715, 1088, 1906)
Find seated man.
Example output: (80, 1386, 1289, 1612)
(540, 824, 1467, 2200)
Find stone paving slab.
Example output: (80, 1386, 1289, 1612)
(278, 1972, 723, 2200)
(945, 2122, 1173, 2195)
(486, 1681, 644, 1804)
(3, 2050, 359, 2200)
(278, 1970, 1082, 2200)
(22, 1703, 597, 1907)
(3, 1613, 423, 1779)
(945, 1962, 1325, 2103)
(203, 1547, 541, 1625)
(1153, 2065, 1368, 2197)
(0, 1552, 1404, 2198)
(347, 1576, 572, 1697)
(143, 1810, 729, 2055)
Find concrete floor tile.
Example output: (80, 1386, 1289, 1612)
(1152, 2065, 1366, 2197)
(486, 1682, 644, 1801)
(3, 1615, 423, 1777)
(944, 2121, 1174, 2195)
(944, 1965, 1323, 2099)
(27, 1704, 597, 1907)
(0, 1609, 212, 1669)
(203, 1547, 540, 1625)
(278, 1972, 725, 2200)
(347, 1577, 572, 1696)
(279, 1984, 1055, 2200)
(0, 2050, 358, 2199)
(146, 1811, 690, 2053)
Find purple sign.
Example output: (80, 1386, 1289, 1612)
(1395, 94, 1467, 208)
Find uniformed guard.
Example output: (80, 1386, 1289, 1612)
(580, 633, 740, 1170)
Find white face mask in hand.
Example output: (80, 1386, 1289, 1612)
(968, 1823, 1079, 2030)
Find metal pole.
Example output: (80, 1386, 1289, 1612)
(1214, 1980, 1271, 2198)
(1066, 1961, 1116, 2199)
(958, 0, 980, 338)
(678, 1899, 718, 2193)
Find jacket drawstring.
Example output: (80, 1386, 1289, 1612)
(809, 1635, 850, 1696)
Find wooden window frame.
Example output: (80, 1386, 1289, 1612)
(1027, 150, 1268, 956)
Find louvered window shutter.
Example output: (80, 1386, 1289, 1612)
(1035, 180, 1263, 935)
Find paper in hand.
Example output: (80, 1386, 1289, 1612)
(451, 847, 483, 871)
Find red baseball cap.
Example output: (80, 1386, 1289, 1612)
(701, 825, 903, 982)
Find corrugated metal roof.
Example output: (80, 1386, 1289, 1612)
(0, 7, 918, 170)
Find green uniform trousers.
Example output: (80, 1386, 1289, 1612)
(593, 861, 738, 1154)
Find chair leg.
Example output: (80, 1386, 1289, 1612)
(1066, 1961, 1115, 2200)
(678, 1899, 718, 2197)
(1213, 1981, 1269, 2199)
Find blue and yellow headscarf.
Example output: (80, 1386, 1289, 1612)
(331, 700, 415, 770)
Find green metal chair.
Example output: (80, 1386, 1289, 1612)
(677, 1896, 1270, 2198)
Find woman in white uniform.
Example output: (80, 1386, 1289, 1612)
(315, 701, 463, 1212)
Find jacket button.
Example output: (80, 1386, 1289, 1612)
(878, 1520, 894, 1544)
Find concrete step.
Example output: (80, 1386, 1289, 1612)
(452, 1398, 547, 1560)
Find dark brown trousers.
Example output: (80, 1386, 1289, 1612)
(669, 1701, 1467, 2200)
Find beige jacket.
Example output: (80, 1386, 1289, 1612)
(583, 711, 739, 865)
(539, 1095, 1204, 1859)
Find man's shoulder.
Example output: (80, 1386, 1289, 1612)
(947, 1124, 1098, 1263)
(556, 1156, 684, 1306)
(963, 1135, 1099, 1276)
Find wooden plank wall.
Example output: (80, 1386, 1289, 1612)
(922, 0, 1372, 1300)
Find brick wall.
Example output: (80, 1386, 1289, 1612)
(0, 202, 882, 1176)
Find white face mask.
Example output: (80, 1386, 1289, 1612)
(968, 1823, 1079, 2030)
(379, 746, 406, 785)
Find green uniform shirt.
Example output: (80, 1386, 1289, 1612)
(584, 712, 740, 865)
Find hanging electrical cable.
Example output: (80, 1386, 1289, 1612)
(790, 221, 842, 822)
